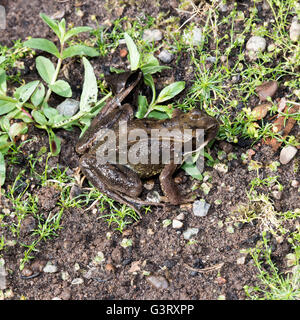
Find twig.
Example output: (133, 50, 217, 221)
(183, 262, 224, 273)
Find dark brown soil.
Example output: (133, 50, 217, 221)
(0, 0, 299, 300)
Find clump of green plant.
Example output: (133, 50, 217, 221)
(123, 32, 185, 119)
(0, 13, 113, 186)
(244, 232, 300, 300)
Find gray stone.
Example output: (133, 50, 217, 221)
(246, 36, 266, 52)
(172, 219, 183, 229)
(158, 49, 174, 63)
(0, 258, 7, 290)
(193, 200, 210, 217)
(184, 27, 202, 46)
(146, 191, 161, 203)
(279, 146, 297, 165)
(183, 227, 199, 240)
(290, 17, 300, 42)
(206, 56, 217, 63)
(143, 29, 163, 42)
(57, 98, 79, 117)
(0, 5, 6, 30)
(219, 4, 228, 12)
(71, 278, 84, 285)
(43, 262, 58, 273)
(147, 276, 168, 290)
(272, 190, 282, 200)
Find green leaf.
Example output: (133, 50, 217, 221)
(136, 95, 148, 119)
(40, 13, 61, 39)
(0, 152, 6, 186)
(141, 65, 170, 75)
(0, 56, 6, 65)
(0, 134, 12, 155)
(59, 19, 66, 39)
(0, 68, 6, 94)
(62, 45, 99, 59)
(80, 57, 98, 112)
(9, 122, 28, 141)
(43, 106, 59, 120)
(0, 116, 10, 131)
(64, 26, 93, 42)
(152, 104, 173, 118)
(148, 110, 170, 120)
(14, 80, 40, 104)
(31, 83, 45, 107)
(124, 33, 140, 71)
(156, 81, 185, 103)
(48, 129, 61, 156)
(32, 110, 48, 126)
(181, 161, 203, 180)
(36, 56, 55, 84)
(143, 73, 156, 105)
(49, 80, 72, 97)
(0, 100, 17, 115)
(141, 54, 170, 75)
(24, 38, 60, 58)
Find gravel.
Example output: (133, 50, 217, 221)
(279, 146, 298, 164)
(183, 228, 199, 240)
(57, 98, 79, 117)
(158, 49, 174, 63)
(193, 200, 211, 217)
(142, 29, 163, 42)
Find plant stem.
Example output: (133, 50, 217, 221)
(44, 43, 64, 103)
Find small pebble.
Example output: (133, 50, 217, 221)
(176, 212, 185, 220)
(237, 256, 246, 265)
(290, 17, 300, 42)
(183, 228, 199, 240)
(147, 276, 169, 290)
(216, 276, 227, 285)
(291, 180, 299, 188)
(21, 267, 33, 277)
(71, 278, 84, 285)
(0, 5, 5, 30)
(183, 27, 202, 46)
(193, 200, 210, 217)
(0, 258, 7, 290)
(206, 56, 216, 63)
(119, 48, 128, 58)
(158, 49, 174, 63)
(111, 248, 123, 264)
(219, 141, 233, 153)
(143, 180, 155, 190)
(43, 262, 58, 273)
(214, 163, 228, 173)
(256, 81, 278, 101)
(146, 191, 161, 203)
(105, 263, 116, 273)
(142, 29, 163, 42)
(219, 4, 228, 12)
(272, 190, 282, 200)
(70, 184, 82, 199)
(251, 103, 271, 120)
(246, 36, 267, 52)
(279, 146, 297, 164)
(31, 260, 46, 273)
(172, 219, 183, 229)
(20, 216, 36, 235)
(57, 98, 79, 117)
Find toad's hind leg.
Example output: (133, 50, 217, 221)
(79, 154, 144, 216)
